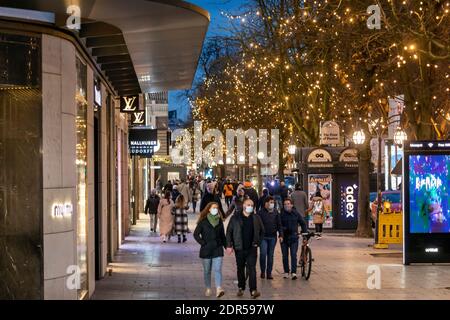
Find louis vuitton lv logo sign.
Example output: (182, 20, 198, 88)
(120, 95, 139, 113)
(132, 111, 146, 125)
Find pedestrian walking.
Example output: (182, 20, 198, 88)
(157, 191, 174, 243)
(243, 180, 259, 207)
(163, 180, 173, 193)
(172, 195, 189, 243)
(257, 188, 269, 211)
(257, 196, 283, 280)
(223, 180, 234, 209)
(178, 179, 191, 208)
(171, 184, 181, 203)
(290, 183, 309, 217)
(194, 202, 227, 298)
(191, 185, 201, 213)
(226, 198, 265, 299)
(280, 198, 308, 280)
(200, 182, 225, 218)
(144, 189, 160, 232)
(226, 188, 245, 218)
(308, 191, 326, 239)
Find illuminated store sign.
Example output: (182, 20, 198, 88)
(120, 95, 139, 113)
(129, 128, 157, 157)
(131, 111, 146, 126)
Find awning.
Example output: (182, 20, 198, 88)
(1, 0, 210, 95)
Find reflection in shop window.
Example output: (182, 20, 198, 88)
(76, 57, 88, 299)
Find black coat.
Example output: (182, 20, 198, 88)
(194, 219, 227, 259)
(145, 195, 160, 214)
(226, 212, 265, 251)
(244, 187, 259, 207)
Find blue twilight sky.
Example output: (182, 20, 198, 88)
(168, 0, 245, 123)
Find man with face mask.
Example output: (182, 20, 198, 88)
(280, 198, 308, 280)
(257, 196, 283, 280)
(226, 199, 265, 299)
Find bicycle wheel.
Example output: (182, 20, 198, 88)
(299, 247, 305, 276)
(303, 247, 312, 280)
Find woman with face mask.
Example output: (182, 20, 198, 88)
(194, 202, 227, 298)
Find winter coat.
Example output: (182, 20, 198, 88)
(194, 218, 227, 258)
(226, 212, 265, 251)
(226, 196, 244, 218)
(171, 189, 181, 203)
(310, 196, 326, 224)
(157, 198, 174, 235)
(280, 208, 308, 242)
(257, 207, 283, 238)
(171, 206, 189, 233)
(291, 190, 309, 216)
(178, 182, 191, 205)
(145, 195, 160, 214)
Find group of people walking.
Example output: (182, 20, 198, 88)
(146, 177, 328, 299)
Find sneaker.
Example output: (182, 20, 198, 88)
(216, 287, 225, 298)
(291, 273, 298, 280)
(236, 289, 244, 297)
(251, 290, 261, 299)
(260, 273, 265, 279)
(267, 274, 273, 280)
(205, 288, 212, 297)
(283, 273, 290, 279)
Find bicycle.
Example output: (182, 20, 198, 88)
(299, 232, 315, 280)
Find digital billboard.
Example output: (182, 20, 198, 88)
(408, 154, 450, 234)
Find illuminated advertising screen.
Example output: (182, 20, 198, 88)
(307, 174, 333, 228)
(408, 154, 450, 234)
(336, 174, 358, 229)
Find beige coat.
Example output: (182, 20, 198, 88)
(310, 196, 326, 224)
(158, 198, 174, 235)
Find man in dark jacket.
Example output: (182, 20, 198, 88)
(290, 183, 309, 217)
(226, 199, 265, 299)
(200, 182, 225, 218)
(145, 189, 160, 232)
(280, 198, 308, 280)
(243, 181, 259, 207)
(257, 188, 269, 211)
(163, 180, 173, 193)
(257, 196, 283, 280)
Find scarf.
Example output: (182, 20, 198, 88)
(207, 213, 220, 227)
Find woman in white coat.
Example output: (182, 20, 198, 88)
(158, 191, 174, 243)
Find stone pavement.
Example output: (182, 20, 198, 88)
(92, 212, 450, 300)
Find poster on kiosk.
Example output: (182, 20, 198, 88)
(403, 141, 450, 264)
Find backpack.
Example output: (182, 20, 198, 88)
(312, 200, 324, 215)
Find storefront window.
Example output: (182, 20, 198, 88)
(0, 33, 42, 299)
(76, 57, 88, 299)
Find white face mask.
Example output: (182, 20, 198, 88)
(245, 206, 254, 214)
(268, 203, 275, 210)
(210, 208, 219, 216)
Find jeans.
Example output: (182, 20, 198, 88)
(315, 224, 323, 234)
(235, 247, 257, 292)
(149, 213, 157, 231)
(192, 201, 197, 213)
(281, 238, 299, 274)
(202, 257, 223, 289)
(259, 237, 277, 275)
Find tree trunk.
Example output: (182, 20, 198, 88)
(355, 138, 374, 238)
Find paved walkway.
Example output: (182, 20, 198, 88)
(92, 212, 450, 300)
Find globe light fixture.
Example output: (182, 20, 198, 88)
(257, 151, 265, 159)
(393, 128, 407, 146)
(353, 129, 366, 145)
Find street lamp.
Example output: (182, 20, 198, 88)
(288, 144, 296, 155)
(353, 129, 366, 145)
(393, 128, 407, 146)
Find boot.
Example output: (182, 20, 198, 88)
(183, 235, 187, 243)
(178, 235, 181, 243)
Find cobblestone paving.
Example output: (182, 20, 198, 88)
(93, 212, 450, 300)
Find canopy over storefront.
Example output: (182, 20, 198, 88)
(0, 0, 210, 95)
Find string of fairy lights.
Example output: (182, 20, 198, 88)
(191, 0, 449, 167)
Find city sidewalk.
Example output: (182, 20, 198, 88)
(92, 212, 450, 300)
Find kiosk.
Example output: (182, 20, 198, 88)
(403, 141, 450, 264)
(299, 147, 360, 230)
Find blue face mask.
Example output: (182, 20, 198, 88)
(210, 208, 219, 216)
(245, 206, 254, 214)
